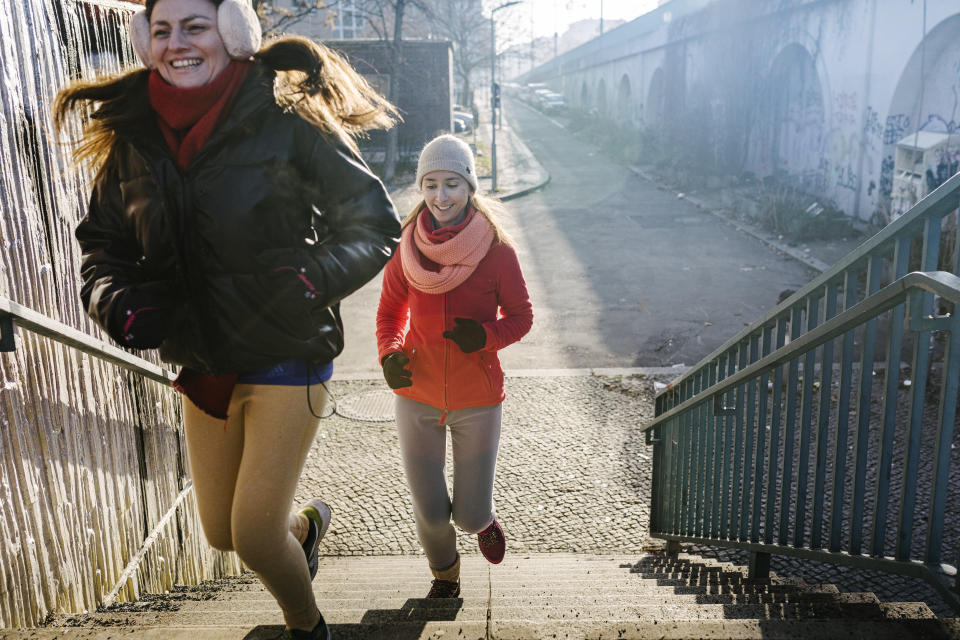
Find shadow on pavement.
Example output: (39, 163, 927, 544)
(241, 598, 465, 640)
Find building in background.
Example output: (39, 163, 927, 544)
(520, 0, 960, 224)
(262, 2, 454, 167)
(324, 39, 454, 164)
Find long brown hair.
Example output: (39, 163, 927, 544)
(402, 192, 515, 248)
(54, 4, 398, 175)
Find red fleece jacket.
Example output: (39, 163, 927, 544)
(376, 240, 533, 411)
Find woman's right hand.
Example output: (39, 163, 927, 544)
(381, 352, 412, 389)
(110, 281, 179, 349)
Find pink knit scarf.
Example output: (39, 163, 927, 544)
(401, 207, 495, 294)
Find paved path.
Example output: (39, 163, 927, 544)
(334, 97, 816, 376)
(502, 98, 818, 369)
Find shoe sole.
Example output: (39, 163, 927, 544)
(301, 500, 332, 543)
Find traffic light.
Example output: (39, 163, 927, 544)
(493, 83, 501, 108)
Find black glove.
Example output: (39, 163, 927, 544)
(110, 282, 177, 349)
(442, 317, 486, 353)
(382, 352, 413, 389)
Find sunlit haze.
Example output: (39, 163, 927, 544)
(516, 0, 661, 39)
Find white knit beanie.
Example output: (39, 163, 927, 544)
(416, 134, 478, 191)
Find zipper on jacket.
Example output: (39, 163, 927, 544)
(440, 292, 449, 425)
(480, 352, 495, 393)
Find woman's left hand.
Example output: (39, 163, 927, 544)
(258, 249, 324, 302)
(442, 317, 486, 353)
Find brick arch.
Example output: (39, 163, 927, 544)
(617, 73, 632, 122)
(646, 67, 665, 126)
(750, 43, 825, 183)
(596, 78, 608, 115)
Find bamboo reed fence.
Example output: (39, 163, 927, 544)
(0, 0, 243, 628)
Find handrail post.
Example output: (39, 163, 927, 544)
(0, 312, 14, 352)
(748, 551, 770, 580)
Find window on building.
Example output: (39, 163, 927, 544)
(334, 0, 364, 39)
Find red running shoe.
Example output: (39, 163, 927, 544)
(477, 519, 505, 564)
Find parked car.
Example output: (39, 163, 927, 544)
(541, 93, 566, 113)
(453, 109, 474, 133)
(531, 89, 566, 113)
(525, 83, 548, 104)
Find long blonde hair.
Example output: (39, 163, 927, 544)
(402, 192, 514, 248)
(54, 35, 398, 176)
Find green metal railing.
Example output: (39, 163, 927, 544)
(642, 172, 960, 613)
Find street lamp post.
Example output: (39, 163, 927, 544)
(490, 0, 520, 192)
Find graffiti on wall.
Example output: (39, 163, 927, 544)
(819, 158, 859, 191)
(879, 155, 895, 198)
(863, 105, 882, 140)
(883, 113, 912, 145)
(833, 91, 858, 126)
(916, 114, 960, 135)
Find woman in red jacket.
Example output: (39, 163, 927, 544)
(376, 134, 533, 598)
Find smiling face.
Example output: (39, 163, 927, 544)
(149, 0, 230, 88)
(421, 170, 472, 227)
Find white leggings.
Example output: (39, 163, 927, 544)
(183, 383, 326, 631)
(394, 395, 502, 571)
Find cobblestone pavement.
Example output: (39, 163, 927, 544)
(295, 374, 656, 559)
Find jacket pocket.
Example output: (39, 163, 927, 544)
(479, 352, 496, 393)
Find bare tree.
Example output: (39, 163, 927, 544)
(255, 0, 443, 180)
(421, 0, 487, 108)
(253, 0, 333, 38)
(350, 0, 432, 182)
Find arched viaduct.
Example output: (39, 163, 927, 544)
(523, 0, 960, 222)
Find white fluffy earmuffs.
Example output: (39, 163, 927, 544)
(129, 0, 262, 68)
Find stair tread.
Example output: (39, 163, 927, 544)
(18, 619, 960, 640)
(49, 601, 924, 626)
(19, 552, 954, 638)
(167, 591, 880, 611)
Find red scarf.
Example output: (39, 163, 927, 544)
(148, 60, 251, 169)
(420, 206, 475, 243)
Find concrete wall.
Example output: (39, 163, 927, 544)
(524, 0, 960, 223)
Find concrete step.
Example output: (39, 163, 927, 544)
(487, 618, 960, 639)
(168, 590, 882, 611)
(45, 596, 936, 629)
(18, 553, 958, 640)
(8, 618, 960, 640)
(60, 601, 907, 625)
(206, 579, 848, 600)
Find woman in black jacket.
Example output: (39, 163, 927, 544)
(55, 1, 400, 637)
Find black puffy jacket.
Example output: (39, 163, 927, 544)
(75, 64, 401, 374)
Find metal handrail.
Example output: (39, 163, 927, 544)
(645, 167, 960, 614)
(643, 269, 960, 613)
(657, 170, 960, 400)
(0, 295, 176, 384)
(642, 271, 960, 435)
